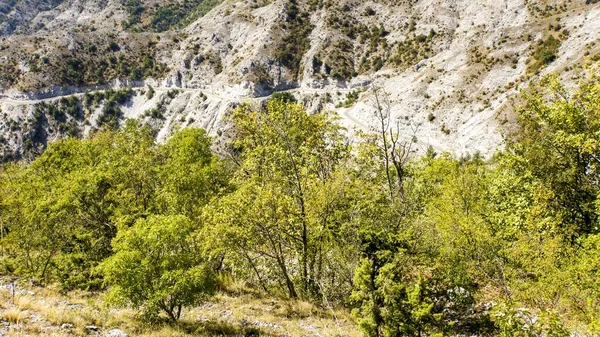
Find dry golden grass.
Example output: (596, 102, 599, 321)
(0, 279, 360, 337)
(2, 307, 26, 324)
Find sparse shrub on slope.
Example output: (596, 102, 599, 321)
(527, 35, 561, 74)
(122, 0, 145, 29)
(390, 27, 436, 70)
(96, 88, 135, 130)
(270, 91, 297, 103)
(152, 0, 223, 32)
(274, 0, 315, 79)
(335, 88, 364, 108)
(122, 0, 222, 32)
(60, 57, 85, 86)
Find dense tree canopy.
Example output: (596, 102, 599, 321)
(0, 71, 599, 333)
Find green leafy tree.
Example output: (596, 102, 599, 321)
(486, 71, 600, 333)
(156, 128, 230, 218)
(208, 99, 352, 299)
(102, 215, 216, 322)
(0, 123, 157, 288)
(507, 73, 600, 239)
(0, 121, 225, 290)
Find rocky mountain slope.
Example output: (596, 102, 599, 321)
(1, 0, 600, 161)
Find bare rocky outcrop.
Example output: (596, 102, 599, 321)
(105, 328, 129, 337)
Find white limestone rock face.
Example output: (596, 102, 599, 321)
(1, 0, 600, 160)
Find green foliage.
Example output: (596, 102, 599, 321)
(0, 121, 227, 293)
(146, 85, 155, 99)
(336, 89, 364, 108)
(108, 40, 120, 52)
(158, 128, 229, 217)
(57, 52, 166, 87)
(269, 91, 297, 103)
(122, 0, 145, 29)
(175, 0, 222, 29)
(390, 34, 434, 70)
(0, 59, 19, 88)
(23, 95, 83, 157)
(122, 0, 222, 32)
(207, 100, 353, 300)
(0, 123, 158, 288)
(507, 73, 600, 238)
(274, 0, 314, 79)
(322, 40, 357, 80)
(350, 153, 492, 337)
(2, 66, 600, 336)
(150, 5, 182, 32)
(490, 304, 569, 337)
(346, 72, 600, 335)
(58, 96, 83, 119)
(527, 35, 561, 74)
(479, 73, 600, 334)
(167, 88, 181, 99)
(61, 57, 85, 86)
(143, 106, 164, 119)
(98, 102, 121, 129)
(96, 88, 134, 130)
(102, 215, 216, 321)
(323, 12, 388, 77)
(201, 52, 223, 74)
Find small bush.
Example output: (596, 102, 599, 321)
(336, 89, 364, 108)
(441, 123, 450, 135)
(363, 7, 375, 16)
(102, 215, 216, 322)
(270, 92, 297, 103)
(61, 58, 85, 86)
(527, 35, 561, 74)
(167, 88, 181, 99)
(146, 85, 155, 99)
(108, 40, 120, 52)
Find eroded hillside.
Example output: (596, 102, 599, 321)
(1, 0, 600, 161)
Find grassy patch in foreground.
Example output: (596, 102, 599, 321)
(0, 279, 359, 337)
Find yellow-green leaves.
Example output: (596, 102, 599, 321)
(211, 100, 352, 299)
(0, 122, 226, 291)
(102, 215, 215, 322)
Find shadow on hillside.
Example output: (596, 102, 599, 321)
(177, 319, 277, 337)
